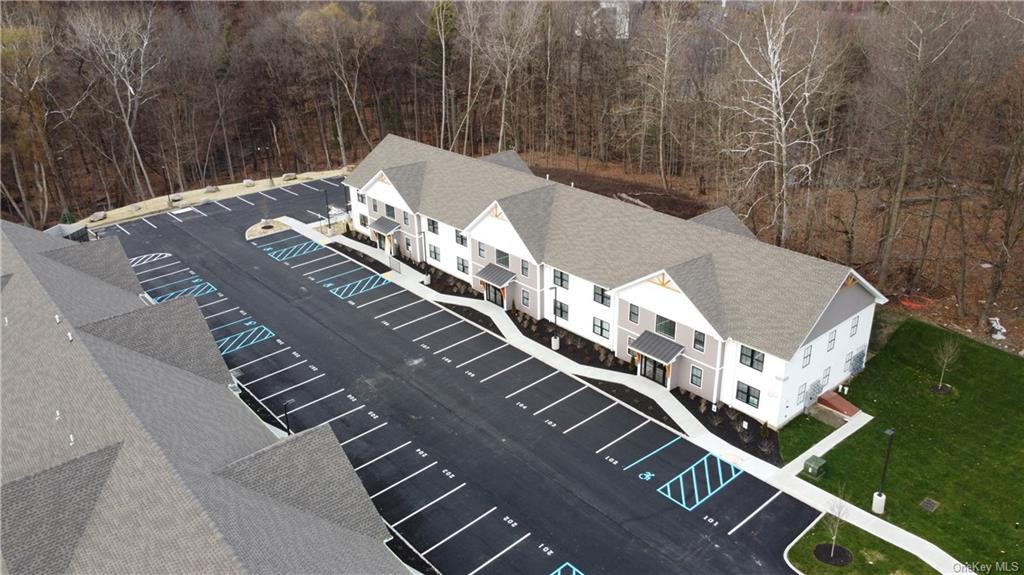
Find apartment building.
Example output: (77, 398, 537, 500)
(347, 135, 886, 428)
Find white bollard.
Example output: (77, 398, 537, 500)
(551, 335, 560, 351)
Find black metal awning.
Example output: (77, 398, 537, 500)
(629, 330, 685, 364)
(369, 217, 400, 235)
(476, 263, 517, 288)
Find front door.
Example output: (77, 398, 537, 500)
(376, 234, 386, 250)
(485, 283, 504, 307)
(640, 355, 666, 385)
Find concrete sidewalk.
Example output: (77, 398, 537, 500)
(281, 217, 964, 575)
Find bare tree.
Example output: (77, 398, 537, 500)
(637, 3, 685, 193)
(824, 484, 849, 558)
(933, 336, 961, 390)
(479, 0, 541, 151)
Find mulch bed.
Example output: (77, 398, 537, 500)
(813, 543, 853, 566)
(582, 377, 682, 433)
(507, 311, 633, 375)
(441, 303, 500, 334)
(672, 389, 783, 466)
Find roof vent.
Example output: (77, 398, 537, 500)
(546, 174, 549, 180)
(571, 181, 575, 187)
(54, 314, 61, 324)
(3, 317, 7, 327)
(67, 331, 73, 342)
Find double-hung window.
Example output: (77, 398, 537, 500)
(655, 315, 676, 339)
(477, 242, 486, 258)
(822, 366, 831, 386)
(456, 257, 468, 274)
(496, 250, 509, 268)
(628, 303, 639, 324)
(850, 315, 859, 337)
(736, 382, 760, 408)
(690, 366, 703, 388)
(802, 346, 812, 367)
(740, 346, 764, 371)
(385, 205, 395, 219)
(554, 300, 569, 320)
(693, 331, 706, 352)
(593, 285, 611, 306)
(403, 212, 410, 226)
(552, 268, 569, 288)
(592, 317, 610, 338)
(372, 199, 378, 212)
(521, 260, 529, 277)
(521, 289, 530, 308)
(405, 238, 412, 251)
(827, 329, 837, 351)
(427, 219, 438, 234)
(357, 193, 366, 204)
(429, 245, 440, 260)
(845, 351, 854, 372)
(359, 214, 368, 227)
(455, 230, 467, 246)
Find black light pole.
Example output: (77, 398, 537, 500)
(549, 286, 558, 328)
(283, 398, 296, 435)
(879, 428, 896, 493)
(322, 187, 331, 232)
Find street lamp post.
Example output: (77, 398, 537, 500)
(872, 428, 896, 514)
(282, 398, 296, 435)
(549, 285, 560, 351)
(322, 187, 332, 233)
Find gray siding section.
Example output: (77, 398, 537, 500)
(804, 282, 875, 344)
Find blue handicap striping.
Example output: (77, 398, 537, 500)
(267, 240, 324, 261)
(550, 562, 585, 575)
(152, 280, 217, 303)
(656, 452, 742, 511)
(317, 267, 363, 285)
(217, 324, 276, 355)
(330, 274, 391, 300)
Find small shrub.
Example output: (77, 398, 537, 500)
(732, 419, 745, 433)
(725, 407, 740, 421)
(710, 413, 724, 427)
(698, 399, 708, 414)
(758, 438, 774, 454)
(739, 429, 754, 444)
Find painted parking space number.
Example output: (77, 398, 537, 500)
(537, 543, 555, 557)
(604, 455, 619, 466)
(502, 516, 518, 528)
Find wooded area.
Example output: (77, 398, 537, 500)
(2, 1, 1022, 338)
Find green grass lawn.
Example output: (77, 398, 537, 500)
(780, 413, 835, 464)
(788, 515, 937, 574)
(817, 315, 1024, 564)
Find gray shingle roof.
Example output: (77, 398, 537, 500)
(689, 206, 757, 240)
(477, 263, 518, 287)
(348, 136, 872, 358)
(369, 216, 401, 235)
(630, 330, 686, 364)
(480, 150, 533, 174)
(43, 237, 143, 294)
(1, 220, 405, 575)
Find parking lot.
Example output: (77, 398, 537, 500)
(111, 185, 820, 575)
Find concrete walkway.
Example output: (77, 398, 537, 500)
(281, 217, 965, 575)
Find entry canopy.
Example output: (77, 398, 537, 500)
(630, 330, 685, 364)
(476, 263, 516, 288)
(369, 217, 400, 235)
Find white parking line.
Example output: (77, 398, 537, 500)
(141, 217, 157, 229)
(135, 260, 181, 275)
(192, 206, 208, 217)
(392, 483, 467, 527)
(562, 402, 617, 435)
(370, 461, 438, 499)
(466, 532, 531, 575)
(305, 261, 348, 276)
(203, 306, 239, 320)
(115, 224, 131, 235)
(533, 385, 586, 416)
(479, 357, 532, 383)
(392, 310, 443, 331)
(138, 268, 191, 283)
(423, 506, 497, 555)
(260, 373, 327, 401)
(318, 404, 366, 427)
(292, 253, 337, 269)
(166, 212, 183, 223)
(320, 178, 341, 188)
(728, 491, 783, 536)
(595, 420, 648, 454)
(306, 210, 325, 220)
(281, 187, 300, 196)
(340, 421, 388, 446)
(374, 300, 424, 319)
(213, 200, 232, 211)
(456, 343, 509, 369)
(279, 386, 345, 413)
(354, 441, 412, 472)
(231, 346, 292, 370)
(197, 297, 228, 309)
(241, 360, 308, 387)
(356, 289, 404, 309)
(300, 182, 319, 191)
(432, 332, 484, 355)
(258, 191, 277, 201)
(412, 320, 462, 342)
(236, 195, 255, 206)
(505, 371, 558, 399)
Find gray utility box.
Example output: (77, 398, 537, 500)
(804, 455, 827, 478)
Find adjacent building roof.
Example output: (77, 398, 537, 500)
(477, 263, 517, 287)
(369, 216, 401, 235)
(0, 221, 406, 575)
(630, 330, 686, 364)
(348, 135, 882, 359)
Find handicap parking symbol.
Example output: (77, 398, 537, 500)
(638, 471, 655, 481)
